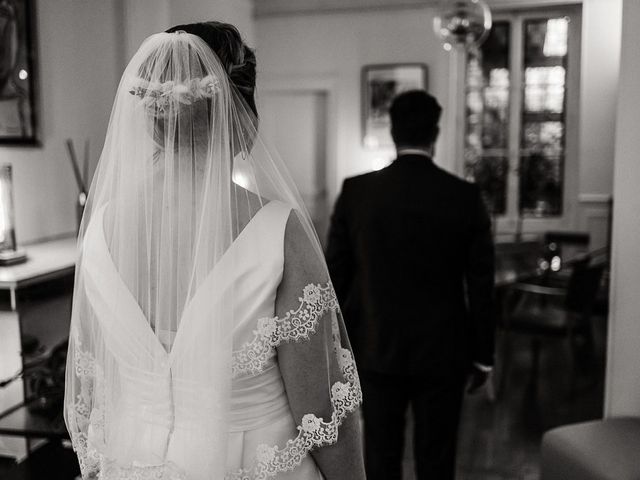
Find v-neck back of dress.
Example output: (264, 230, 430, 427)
(81, 200, 288, 363)
(79, 199, 295, 477)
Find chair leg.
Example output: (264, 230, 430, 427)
(523, 338, 542, 431)
(529, 338, 541, 396)
(583, 319, 598, 368)
(566, 332, 577, 398)
(566, 327, 597, 397)
(496, 329, 511, 401)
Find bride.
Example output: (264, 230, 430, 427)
(64, 21, 365, 480)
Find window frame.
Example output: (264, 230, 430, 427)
(456, 5, 582, 238)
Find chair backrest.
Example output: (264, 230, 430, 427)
(544, 231, 590, 266)
(565, 257, 606, 316)
(544, 231, 590, 246)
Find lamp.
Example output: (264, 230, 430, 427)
(433, 0, 492, 52)
(0, 164, 27, 265)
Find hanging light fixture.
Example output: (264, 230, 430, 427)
(433, 0, 492, 52)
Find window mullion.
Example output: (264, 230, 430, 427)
(507, 14, 524, 226)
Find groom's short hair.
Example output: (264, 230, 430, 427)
(390, 90, 442, 148)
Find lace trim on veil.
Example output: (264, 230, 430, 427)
(67, 282, 361, 480)
(225, 308, 361, 480)
(232, 282, 339, 378)
(68, 343, 108, 479)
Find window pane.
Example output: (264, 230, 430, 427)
(519, 17, 569, 217)
(464, 21, 510, 215)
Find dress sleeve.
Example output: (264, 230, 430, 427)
(275, 210, 366, 480)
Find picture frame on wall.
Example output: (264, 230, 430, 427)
(0, 0, 39, 145)
(362, 63, 428, 149)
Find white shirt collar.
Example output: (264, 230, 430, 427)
(396, 148, 433, 158)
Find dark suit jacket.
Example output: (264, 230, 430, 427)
(326, 154, 495, 377)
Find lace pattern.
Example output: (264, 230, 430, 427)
(68, 343, 187, 480)
(225, 311, 362, 480)
(232, 282, 339, 378)
(68, 340, 102, 478)
(100, 458, 186, 480)
(67, 282, 361, 480)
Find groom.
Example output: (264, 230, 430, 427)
(326, 90, 495, 480)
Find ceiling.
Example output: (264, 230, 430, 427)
(253, 0, 581, 17)
(253, 0, 434, 17)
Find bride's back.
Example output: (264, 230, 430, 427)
(65, 21, 363, 480)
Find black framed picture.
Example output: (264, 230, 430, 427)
(0, 0, 39, 145)
(362, 63, 428, 149)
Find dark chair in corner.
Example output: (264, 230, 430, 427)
(543, 231, 590, 270)
(497, 256, 605, 396)
(541, 417, 640, 480)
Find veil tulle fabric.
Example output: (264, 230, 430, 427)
(64, 31, 360, 480)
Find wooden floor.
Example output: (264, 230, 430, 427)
(1, 314, 607, 480)
(403, 314, 607, 480)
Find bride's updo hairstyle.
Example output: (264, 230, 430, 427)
(165, 21, 257, 119)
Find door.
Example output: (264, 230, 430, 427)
(259, 91, 330, 245)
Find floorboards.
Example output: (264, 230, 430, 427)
(403, 314, 607, 480)
(0, 315, 607, 480)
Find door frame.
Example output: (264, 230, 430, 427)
(257, 74, 340, 204)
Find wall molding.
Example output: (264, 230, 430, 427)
(579, 193, 613, 204)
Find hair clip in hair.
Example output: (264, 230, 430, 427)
(127, 74, 221, 112)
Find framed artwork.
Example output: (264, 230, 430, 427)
(362, 63, 428, 149)
(0, 0, 39, 145)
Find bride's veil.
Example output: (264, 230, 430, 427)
(63, 31, 349, 479)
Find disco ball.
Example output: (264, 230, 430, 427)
(433, 0, 492, 52)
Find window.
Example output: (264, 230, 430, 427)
(463, 8, 580, 225)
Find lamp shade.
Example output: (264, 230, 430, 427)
(433, 0, 492, 51)
(0, 164, 17, 252)
(0, 164, 26, 265)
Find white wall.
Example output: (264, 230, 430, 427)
(122, 0, 254, 64)
(575, 0, 622, 251)
(0, 0, 254, 246)
(256, 0, 621, 243)
(0, 0, 121, 244)
(168, 0, 254, 45)
(605, 0, 640, 417)
(256, 8, 452, 190)
(578, 0, 621, 196)
(122, 0, 171, 65)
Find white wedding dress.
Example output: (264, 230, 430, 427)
(69, 200, 361, 479)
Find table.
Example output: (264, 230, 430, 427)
(0, 238, 76, 311)
(495, 240, 546, 287)
(0, 403, 78, 480)
(0, 402, 67, 440)
(0, 237, 76, 460)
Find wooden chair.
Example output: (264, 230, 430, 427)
(496, 256, 605, 397)
(543, 231, 590, 268)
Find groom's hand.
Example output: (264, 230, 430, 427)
(466, 365, 491, 394)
